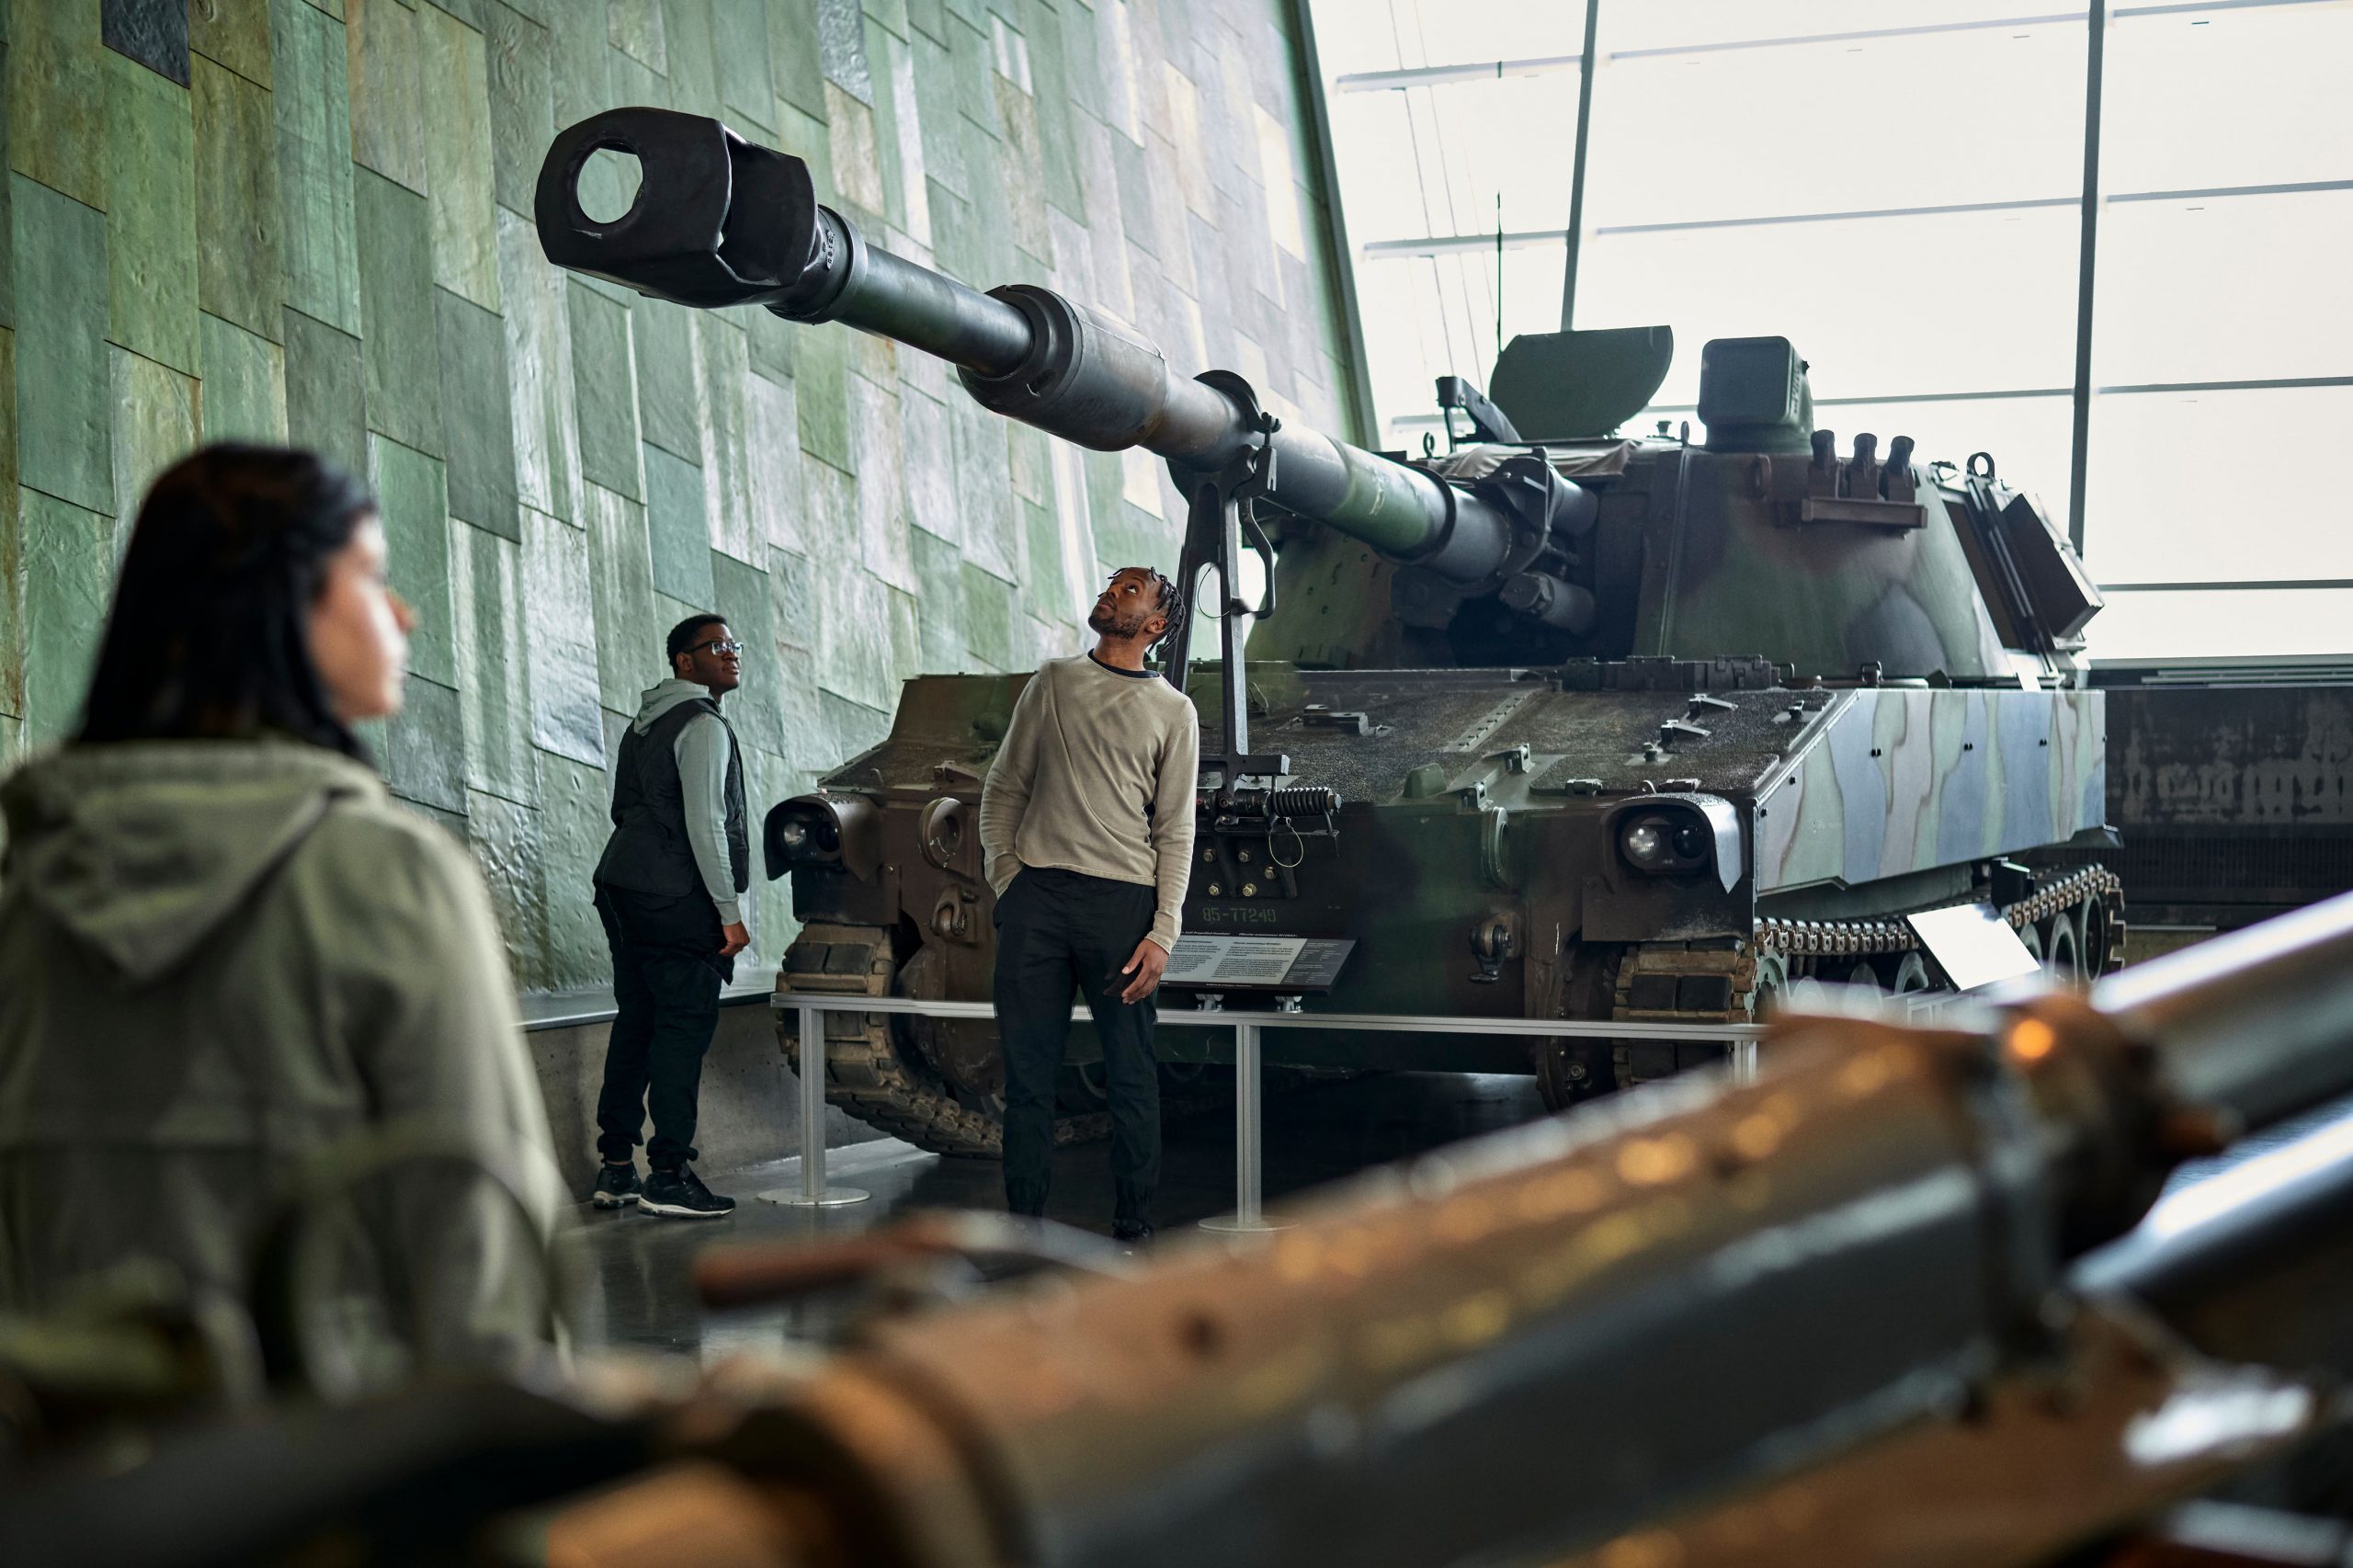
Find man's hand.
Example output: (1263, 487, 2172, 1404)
(1117, 937, 1168, 1004)
(719, 921, 751, 960)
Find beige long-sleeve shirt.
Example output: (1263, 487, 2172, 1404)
(978, 654, 1201, 951)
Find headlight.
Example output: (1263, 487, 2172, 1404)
(764, 793, 872, 880)
(1610, 795, 1743, 892)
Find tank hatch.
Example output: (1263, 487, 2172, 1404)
(1488, 325, 1674, 441)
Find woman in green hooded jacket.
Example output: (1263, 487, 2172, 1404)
(0, 446, 563, 1383)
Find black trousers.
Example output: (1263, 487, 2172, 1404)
(595, 884, 732, 1169)
(993, 867, 1162, 1227)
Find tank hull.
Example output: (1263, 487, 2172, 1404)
(778, 659, 2113, 1150)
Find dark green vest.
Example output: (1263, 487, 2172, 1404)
(595, 699, 749, 901)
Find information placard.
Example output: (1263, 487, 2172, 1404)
(1163, 934, 1356, 992)
(1906, 902, 2042, 991)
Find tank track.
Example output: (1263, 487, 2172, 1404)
(1754, 864, 2125, 960)
(777, 923, 1244, 1160)
(1585, 864, 2127, 1099)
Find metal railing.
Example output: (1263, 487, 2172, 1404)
(768, 993, 1766, 1231)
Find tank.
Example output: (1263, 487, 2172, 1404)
(536, 109, 2122, 1154)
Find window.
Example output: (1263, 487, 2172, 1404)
(1305, 0, 2353, 659)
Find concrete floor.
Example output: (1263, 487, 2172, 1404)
(563, 1071, 1548, 1361)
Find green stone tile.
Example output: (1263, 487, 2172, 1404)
(521, 505, 603, 765)
(817, 689, 891, 771)
(192, 56, 284, 343)
(19, 488, 111, 745)
(423, 0, 485, 29)
(660, 0, 721, 122)
(910, 30, 963, 199)
(108, 347, 199, 547)
(745, 369, 803, 555)
(464, 786, 549, 989)
(547, 0, 611, 130)
(631, 298, 700, 461)
(534, 746, 611, 988)
(883, 576, 918, 678)
(483, 2, 551, 217)
(771, 0, 826, 121)
(384, 670, 466, 813)
(812, 559, 892, 710)
(961, 558, 1017, 671)
(608, 2, 667, 72)
(709, 548, 781, 756)
(581, 479, 656, 714)
(774, 101, 835, 210)
(1023, 0, 1080, 219)
(346, 0, 428, 193)
(452, 517, 533, 800)
(767, 544, 813, 649)
(642, 441, 713, 607)
(0, 714, 20, 771)
(418, 3, 500, 310)
(495, 207, 577, 522)
(13, 176, 114, 515)
(10, 0, 108, 210)
(714, 0, 776, 137)
(353, 167, 442, 455)
(197, 311, 289, 443)
(697, 315, 754, 563)
(104, 48, 200, 377)
(368, 433, 455, 686)
(847, 370, 911, 590)
(824, 81, 886, 218)
(282, 306, 368, 476)
(864, 0, 910, 42)
(270, 0, 361, 335)
(192, 0, 276, 85)
(907, 0, 945, 45)
(745, 300, 798, 386)
(908, 523, 965, 671)
(794, 318, 848, 473)
(433, 287, 519, 538)
(604, 40, 669, 116)
(567, 279, 639, 500)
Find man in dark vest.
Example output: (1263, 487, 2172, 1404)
(590, 613, 751, 1219)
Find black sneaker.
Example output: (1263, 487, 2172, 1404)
(591, 1163, 642, 1209)
(1112, 1219, 1153, 1245)
(639, 1165, 735, 1220)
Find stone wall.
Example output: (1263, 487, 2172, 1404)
(0, 0, 1362, 989)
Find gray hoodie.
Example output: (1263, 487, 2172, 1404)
(631, 676, 744, 926)
(0, 740, 563, 1369)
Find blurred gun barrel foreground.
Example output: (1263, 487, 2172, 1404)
(551, 897, 2353, 1568)
(8, 913, 2353, 1566)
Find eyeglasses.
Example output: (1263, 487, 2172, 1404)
(695, 639, 745, 657)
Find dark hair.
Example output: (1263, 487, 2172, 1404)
(80, 444, 380, 759)
(665, 613, 729, 668)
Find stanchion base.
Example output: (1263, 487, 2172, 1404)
(1198, 1213, 1292, 1233)
(756, 1187, 871, 1208)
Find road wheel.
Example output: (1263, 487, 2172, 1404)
(2040, 907, 2083, 981)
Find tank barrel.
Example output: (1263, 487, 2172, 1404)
(536, 108, 1582, 597)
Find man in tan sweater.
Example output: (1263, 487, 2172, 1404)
(980, 566, 1200, 1242)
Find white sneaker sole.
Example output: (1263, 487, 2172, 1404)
(636, 1196, 734, 1219)
(591, 1191, 635, 1209)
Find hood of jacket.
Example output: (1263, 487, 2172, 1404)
(0, 740, 385, 983)
(631, 677, 720, 734)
